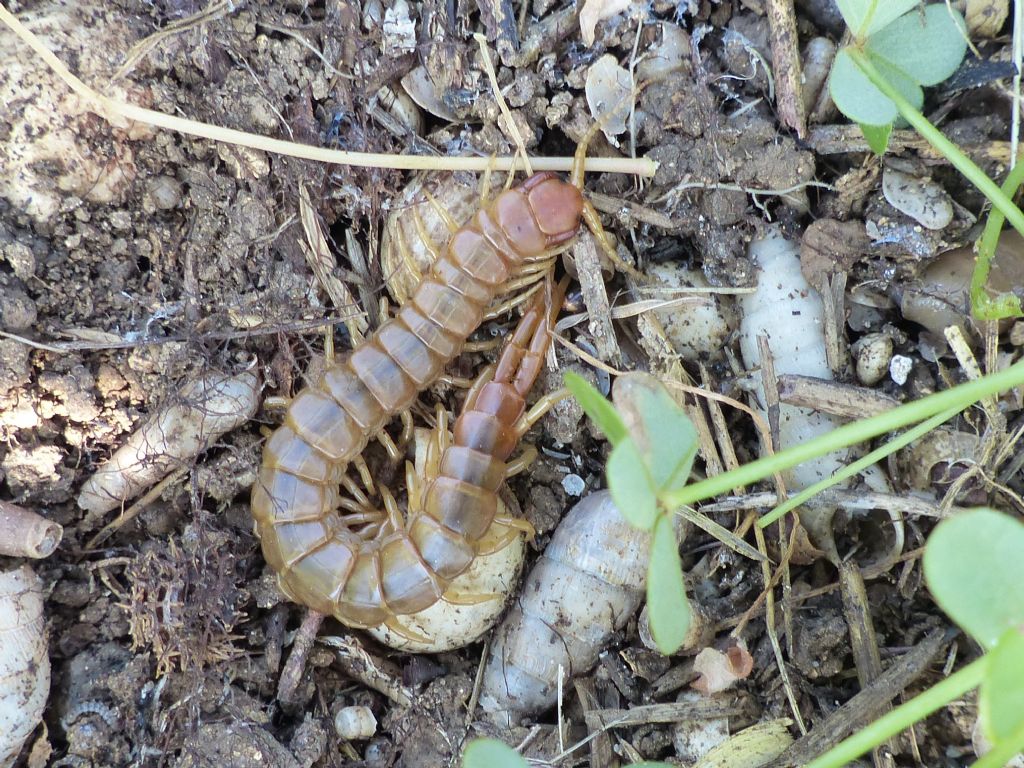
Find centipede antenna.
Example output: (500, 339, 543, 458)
(570, 81, 651, 190)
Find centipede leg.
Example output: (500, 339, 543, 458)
(323, 324, 335, 365)
(482, 281, 545, 322)
(504, 445, 538, 478)
(422, 190, 459, 234)
(383, 615, 434, 645)
(411, 206, 444, 263)
(394, 225, 423, 287)
(379, 484, 405, 532)
(479, 154, 497, 206)
(582, 201, 644, 280)
(353, 455, 376, 496)
(376, 428, 402, 463)
(463, 364, 497, 412)
(399, 409, 415, 447)
(513, 387, 574, 438)
(475, 516, 535, 554)
(436, 374, 477, 389)
(441, 587, 502, 605)
(462, 338, 503, 353)
(341, 473, 371, 508)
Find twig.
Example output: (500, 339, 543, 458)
(773, 629, 953, 768)
(766, 0, 807, 137)
(278, 610, 325, 706)
(0, 5, 654, 177)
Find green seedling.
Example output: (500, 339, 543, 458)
(829, 1, 1024, 321)
(565, 372, 696, 655)
(830, 2, 967, 153)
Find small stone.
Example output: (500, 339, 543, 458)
(562, 473, 585, 496)
(852, 332, 893, 386)
(882, 166, 954, 230)
(890, 355, 914, 386)
(0, 285, 38, 332)
(3, 242, 36, 280)
(334, 706, 377, 740)
(144, 176, 183, 212)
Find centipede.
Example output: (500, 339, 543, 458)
(251, 126, 623, 641)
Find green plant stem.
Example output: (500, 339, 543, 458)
(848, 48, 1024, 242)
(663, 359, 1024, 509)
(758, 405, 962, 527)
(971, 718, 1024, 768)
(971, 159, 1024, 320)
(806, 657, 988, 768)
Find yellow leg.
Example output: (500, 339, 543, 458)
(337, 506, 385, 526)
(377, 428, 402, 463)
(504, 445, 537, 478)
(399, 409, 415, 447)
(353, 455, 376, 496)
(263, 395, 290, 412)
(395, 226, 423, 286)
(514, 387, 572, 437)
(411, 206, 444, 263)
(379, 484, 405, 532)
(441, 588, 502, 606)
(462, 338, 503, 353)
(581, 201, 644, 280)
(493, 515, 536, 542)
(436, 374, 477, 389)
(463, 364, 496, 412)
(479, 154, 496, 206)
(476, 517, 534, 554)
(383, 616, 433, 645)
(341, 473, 371, 507)
(482, 281, 544, 320)
(423, 189, 459, 234)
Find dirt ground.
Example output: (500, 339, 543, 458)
(1, 0, 1021, 766)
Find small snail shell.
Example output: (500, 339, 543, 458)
(0, 566, 49, 767)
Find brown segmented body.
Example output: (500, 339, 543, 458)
(251, 172, 583, 635)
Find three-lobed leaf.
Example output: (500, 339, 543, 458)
(830, 4, 968, 148)
(647, 514, 691, 655)
(923, 508, 1024, 649)
(613, 374, 698, 496)
(866, 4, 967, 86)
